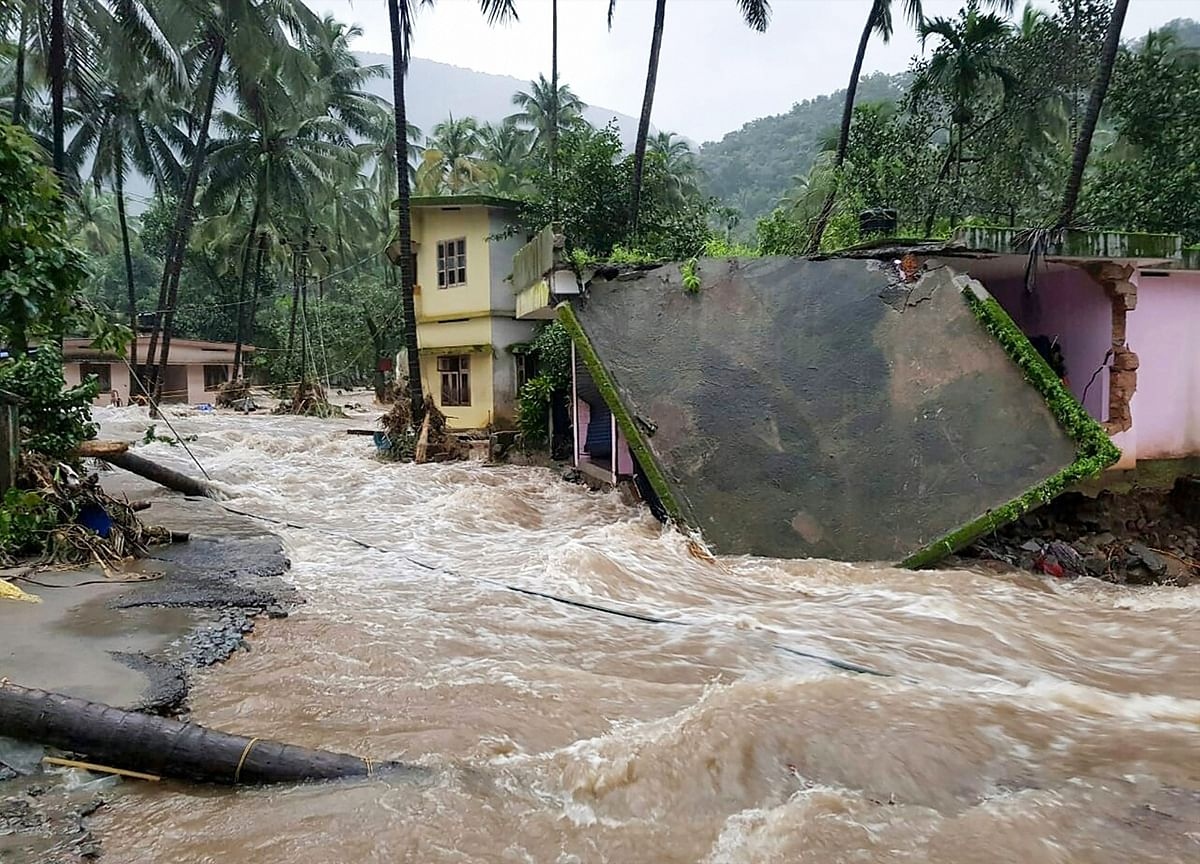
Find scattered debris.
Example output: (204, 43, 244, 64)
(273, 382, 345, 418)
(963, 481, 1200, 585)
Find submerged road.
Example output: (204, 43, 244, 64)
(91, 406, 1200, 863)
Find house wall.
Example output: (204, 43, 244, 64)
(419, 350, 493, 430)
(412, 205, 495, 321)
(987, 268, 1112, 421)
(1127, 271, 1200, 460)
(65, 361, 132, 406)
(489, 317, 537, 429)
(488, 211, 525, 314)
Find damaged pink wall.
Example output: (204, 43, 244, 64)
(1127, 271, 1200, 460)
(987, 268, 1112, 421)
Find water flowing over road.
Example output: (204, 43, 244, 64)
(92, 408, 1200, 863)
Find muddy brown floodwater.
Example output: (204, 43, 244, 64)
(88, 408, 1200, 863)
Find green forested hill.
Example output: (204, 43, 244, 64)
(695, 72, 907, 223)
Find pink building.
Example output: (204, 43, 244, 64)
(951, 227, 1200, 471)
(62, 336, 252, 406)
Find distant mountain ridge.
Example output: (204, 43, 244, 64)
(694, 72, 907, 224)
(355, 53, 644, 148)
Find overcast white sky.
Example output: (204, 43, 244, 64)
(314, 0, 1192, 142)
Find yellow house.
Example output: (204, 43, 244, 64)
(407, 195, 535, 430)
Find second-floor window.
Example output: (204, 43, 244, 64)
(437, 238, 467, 288)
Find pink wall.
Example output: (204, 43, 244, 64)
(1128, 271, 1200, 460)
(616, 426, 634, 476)
(987, 268, 1112, 421)
(575, 398, 590, 466)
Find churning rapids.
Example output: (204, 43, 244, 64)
(89, 407, 1199, 863)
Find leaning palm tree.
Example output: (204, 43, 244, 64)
(1057, 0, 1129, 227)
(805, 0, 924, 252)
(610, 0, 770, 236)
(428, 114, 485, 192)
(386, 0, 518, 423)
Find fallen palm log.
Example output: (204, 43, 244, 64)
(100, 450, 216, 499)
(0, 682, 406, 785)
(75, 440, 129, 458)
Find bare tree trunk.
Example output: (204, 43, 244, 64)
(387, 0, 425, 423)
(0, 682, 408, 785)
(50, 0, 65, 176)
(630, 0, 666, 237)
(241, 232, 269, 378)
(806, 9, 876, 254)
(285, 251, 300, 381)
(1058, 0, 1129, 228)
(232, 181, 266, 378)
(550, 0, 559, 214)
(147, 37, 224, 405)
(114, 168, 138, 377)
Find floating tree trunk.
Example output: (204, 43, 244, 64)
(0, 682, 406, 786)
(101, 450, 215, 499)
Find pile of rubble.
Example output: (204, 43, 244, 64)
(963, 479, 1200, 586)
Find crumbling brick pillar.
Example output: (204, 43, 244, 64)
(1085, 262, 1137, 435)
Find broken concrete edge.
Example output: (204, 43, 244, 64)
(556, 301, 687, 528)
(900, 284, 1122, 569)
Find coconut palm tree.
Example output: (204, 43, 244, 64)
(610, 0, 769, 235)
(386, 0, 518, 422)
(805, 0, 924, 252)
(1057, 0, 1129, 227)
(146, 0, 323, 403)
(66, 4, 185, 372)
(646, 130, 699, 205)
(426, 114, 486, 193)
(509, 74, 585, 154)
(913, 0, 1017, 234)
(478, 119, 533, 196)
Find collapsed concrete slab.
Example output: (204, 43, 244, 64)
(560, 256, 1119, 565)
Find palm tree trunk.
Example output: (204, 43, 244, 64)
(244, 232, 269, 369)
(12, 6, 27, 125)
(387, 0, 425, 423)
(285, 251, 300, 381)
(1058, 0, 1129, 228)
(114, 168, 139, 378)
(147, 36, 225, 405)
(50, 0, 65, 176)
(630, 0, 666, 236)
(233, 179, 266, 378)
(923, 132, 957, 237)
(550, 0, 559, 213)
(806, 8, 876, 254)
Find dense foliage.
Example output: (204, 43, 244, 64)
(0, 345, 99, 459)
(517, 321, 572, 448)
(0, 123, 107, 353)
(698, 10, 1200, 249)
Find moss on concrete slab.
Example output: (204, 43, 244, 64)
(557, 303, 686, 526)
(901, 284, 1121, 568)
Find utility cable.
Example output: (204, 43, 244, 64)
(211, 501, 890, 678)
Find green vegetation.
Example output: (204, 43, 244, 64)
(680, 258, 701, 294)
(699, 9, 1200, 251)
(517, 321, 572, 449)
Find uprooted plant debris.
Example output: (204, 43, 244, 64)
(1, 453, 177, 571)
(962, 479, 1200, 586)
(376, 396, 464, 463)
(273, 381, 345, 419)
